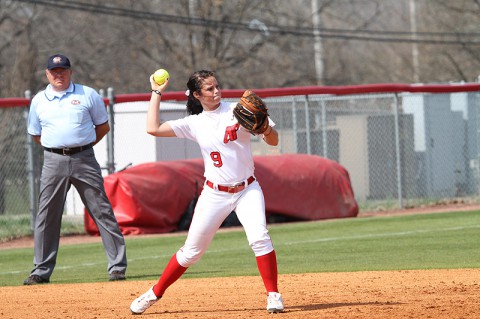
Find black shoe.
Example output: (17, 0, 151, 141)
(23, 275, 50, 285)
(109, 270, 126, 281)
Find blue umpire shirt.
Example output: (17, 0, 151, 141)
(28, 82, 108, 148)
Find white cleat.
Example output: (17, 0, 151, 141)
(130, 287, 159, 314)
(267, 292, 284, 313)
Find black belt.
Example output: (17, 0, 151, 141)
(44, 143, 93, 156)
(206, 176, 255, 193)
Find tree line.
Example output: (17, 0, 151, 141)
(1, 0, 480, 98)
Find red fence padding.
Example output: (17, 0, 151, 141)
(0, 98, 30, 108)
(247, 83, 480, 97)
(111, 82, 480, 104)
(84, 154, 358, 236)
(2, 83, 480, 108)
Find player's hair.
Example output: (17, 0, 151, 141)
(186, 70, 217, 115)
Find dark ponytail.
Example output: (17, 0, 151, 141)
(185, 70, 216, 115)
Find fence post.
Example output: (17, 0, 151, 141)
(394, 93, 403, 209)
(321, 98, 328, 158)
(24, 90, 37, 230)
(292, 97, 298, 153)
(106, 87, 115, 174)
(305, 96, 311, 155)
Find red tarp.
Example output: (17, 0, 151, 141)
(84, 154, 358, 235)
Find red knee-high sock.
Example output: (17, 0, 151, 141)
(153, 254, 188, 297)
(256, 250, 278, 293)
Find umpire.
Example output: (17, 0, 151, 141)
(24, 54, 127, 285)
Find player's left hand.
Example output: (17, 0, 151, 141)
(233, 90, 269, 135)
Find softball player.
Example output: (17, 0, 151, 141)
(130, 70, 284, 314)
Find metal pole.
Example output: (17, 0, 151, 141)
(292, 97, 298, 153)
(394, 93, 403, 208)
(305, 96, 311, 154)
(321, 99, 328, 158)
(106, 87, 115, 174)
(24, 90, 37, 230)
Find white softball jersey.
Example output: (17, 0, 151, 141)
(168, 101, 274, 185)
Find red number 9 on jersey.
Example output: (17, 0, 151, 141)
(210, 151, 223, 167)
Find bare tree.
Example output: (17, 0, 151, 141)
(420, 0, 480, 83)
(2, 0, 480, 98)
(0, 2, 42, 97)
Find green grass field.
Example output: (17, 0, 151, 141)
(1, 210, 479, 287)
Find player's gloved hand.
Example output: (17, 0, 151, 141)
(233, 90, 269, 135)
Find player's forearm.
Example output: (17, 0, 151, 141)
(262, 126, 278, 146)
(146, 93, 162, 136)
(146, 93, 176, 137)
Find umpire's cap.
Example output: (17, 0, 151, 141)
(47, 54, 71, 70)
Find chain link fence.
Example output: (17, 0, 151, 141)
(1, 85, 479, 240)
(0, 105, 39, 239)
(264, 92, 480, 208)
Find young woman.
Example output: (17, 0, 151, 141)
(130, 70, 283, 314)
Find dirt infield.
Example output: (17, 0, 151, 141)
(1, 269, 479, 319)
(2, 204, 480, 318)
